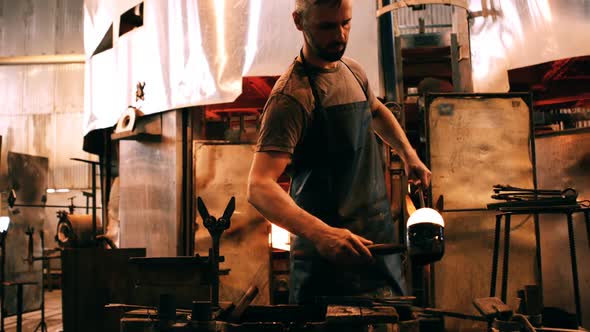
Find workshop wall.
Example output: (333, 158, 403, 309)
(428, 96, 537, 331)
(0, 0, 92, 191)
(536, 131, 590, 330)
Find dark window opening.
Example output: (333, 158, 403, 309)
(119, 3, 144, 36)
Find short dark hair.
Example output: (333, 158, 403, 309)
(295, 0, 343, 20)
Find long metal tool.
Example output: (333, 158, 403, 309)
(292, 243, 406, 260)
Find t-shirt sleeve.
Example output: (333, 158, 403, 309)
(365, 78, 378, 109)
(256, 93, 307, 155)
(342, 57, 379, 108)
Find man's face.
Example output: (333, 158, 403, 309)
(298, 0, 352, 62)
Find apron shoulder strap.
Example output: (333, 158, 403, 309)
(298, 50, 323, 110)
(339, 58, 369, 99)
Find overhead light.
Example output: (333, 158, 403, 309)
(46, 189, 56, 193)
(0, 216, 10, 233)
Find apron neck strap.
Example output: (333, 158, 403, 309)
(299, 49, 323, 110)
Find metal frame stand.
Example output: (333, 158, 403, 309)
(71, 158, 100, 243)
(33, 231, 48, 332)
(23, 230, 57, 332)
(0, 232, 6, 332)
(490, 206, 589, 328)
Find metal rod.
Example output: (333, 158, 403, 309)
(398, 23, 452, 30)
(16, 284, 23, 332)
(1, 235, 5, 332)
(209, 246, 219, 308)
(0, 54, 85, 65)
(378, 0, 399, 102)
(566, 213, 582, 327)
(585, 211, 590, 252)
(34, 231, 47, 332)
(450, 33, 461, 92)
(501, 214, 511, 303)
(490, 214, 502, 297)
(11, 204, 101, 210)
(102, 133, 111, 238)
(443, 208, 488, 213)
(92, 164, 97, 243)
(418, 189, 426, 208)
(533, 214, 544, 305)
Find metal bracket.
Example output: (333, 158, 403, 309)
(377, 0, 470, 18)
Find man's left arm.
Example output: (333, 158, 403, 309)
(371, 98, 432, 187)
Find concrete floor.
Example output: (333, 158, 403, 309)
(3, 290, 62, 332)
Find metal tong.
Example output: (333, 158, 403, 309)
(292, 243, 406, 260)
(491, 185, 577, 202)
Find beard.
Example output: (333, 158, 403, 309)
(305, 30, 347, 62)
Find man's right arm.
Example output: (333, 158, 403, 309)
(247, 151, 374, 265)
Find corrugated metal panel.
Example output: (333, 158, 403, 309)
(0, 112, 93, 189)
(0, 0, 27, 56)
(52, 112, 93, 189)
(0, 63, 89, 189)
(23, 65, 56, 115)
(24, 0, 58, 55)
(0, 115, 30, 154)
(0, 0, 83, 56)
(55, 63, 85, 113)
(0, 64, 85, 115)
(0, 66, 24, 114)
(396, 4, 453, 35)
(55, 0, 84, 54)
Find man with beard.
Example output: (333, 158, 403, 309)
(247, 0, 431, 306)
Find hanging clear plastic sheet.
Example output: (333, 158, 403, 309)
(83, 0, 380, 135)
(469, 0, 590, 92)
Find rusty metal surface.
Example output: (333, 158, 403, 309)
(61, 248, 146, 332)
(434, 210, 537, 331)
(127, 256, 211, 308)
(428, 96, 534, 210)
(535, 131, 590, 329)
(4, 152, 47, 315)
(118, 111, 182, 257)
(194, 143, 271, 305)
(426, 95, 536, 331)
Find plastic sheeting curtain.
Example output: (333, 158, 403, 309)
(469, 0, 590, 92)
(83, 0, 380, 135)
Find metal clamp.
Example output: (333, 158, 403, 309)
(197, 196, 235, 309)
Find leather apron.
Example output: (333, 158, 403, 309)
(289, 52, 406, 304)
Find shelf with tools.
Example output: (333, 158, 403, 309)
(508, 55, 590, 136)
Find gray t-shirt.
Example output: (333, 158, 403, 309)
(256, 56, 378, 155)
